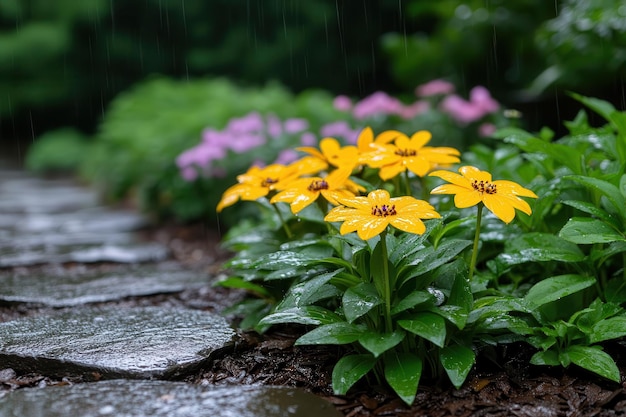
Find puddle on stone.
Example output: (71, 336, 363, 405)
(0, 264, 210, 306)
(0, 307, 236, 379)
(0, 177, 98, 214)
(0, 242, 169, 267)
(0, 380, 342, 417)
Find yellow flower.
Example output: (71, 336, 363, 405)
(360, 130, 460, 180)
(356, 126, 398, 153)
(270, 168, 364, 214)
(297, 137, 359, 170)
(216, 164, 299, 212)
(429, 166, 538, 223)
(324, 189, 440, 240)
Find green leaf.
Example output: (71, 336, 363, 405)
(435, 305, 468, 330)
(566, 345, 620, 383)
(214, 276, 272, 298)
(589, 316, 626, 344)
(388, 231, 430, 265)
(530, 350, 560, 366)
(332, 354, 377, 395)
(440, 345, 476, 389)
(384, 351, 422, 406)
(296, 322, 366, 345)
(259, 306, 343, 326)
(277, 269, 343, 309)
(565, 175, 626, 220)
(524, 275, 596, 309)
(358, 330, 406, 357)
(343, 282, 383, 323)
(570, 93, 616, 123)
(559, 217, 625, 244)
(399, 239, 472, 285)
(561, 200, 617, 226)
(398, 312, 447, 347)
(391, 290, 435, 315)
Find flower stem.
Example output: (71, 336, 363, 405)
(380, 230, 393, 333)
(469, 203, 483, 281)
(403, 171, 412, 196)
(272, 204, 292, 239)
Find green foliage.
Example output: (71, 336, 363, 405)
(81, 77, 338, 223)
(25, 127, 90, 174)
(385, 0, 626, 98)
(216, 94, 626, 404)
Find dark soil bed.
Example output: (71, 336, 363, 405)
(2, 223, 626, 416)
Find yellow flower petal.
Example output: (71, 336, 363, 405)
(390, 217, 426, 235)
(483, 193, 516, 223)
(454, 190, 482, 208)
(409, 130, 432, 148)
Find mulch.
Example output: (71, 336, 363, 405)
(2, 223, 626, 416)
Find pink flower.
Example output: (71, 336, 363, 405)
(267, 115, 282, 138)
(284, 118, 309, 134)
(229, 133, 265, 153)
(415, 79, 455, 97)
(470, 86, 499, 113)
(352, 91, 403, 120)
(440, 86, 500, 124)
(398, 100, 430, 119)
(226, 112, 264, 133)
(478, 123, 497, 137)
(333, 95, 353, 111)
(300, 132, 317, 146)
(181, 166, 198, 181)
(274, 149, 300, 165)
(440, 95, 484, 124)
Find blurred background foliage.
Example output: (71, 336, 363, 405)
(3, 0, 626, 140)
(2, 0, 626, 223)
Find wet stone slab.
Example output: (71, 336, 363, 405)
(0, 307, 236, 379)
(0, 242, 169, 267)
(0, 264, 210, 306)
(0, 176, 99, 214)
(0, 380, 342, 417)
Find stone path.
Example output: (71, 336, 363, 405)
(0, 170, 340, 417)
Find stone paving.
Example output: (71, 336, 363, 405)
(0, 169, 340, 417)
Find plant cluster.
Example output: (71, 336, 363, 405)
(215, 94, 626, 405)
(174, 79, 507, 226)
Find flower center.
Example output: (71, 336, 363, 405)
(471, 179, 497, 194)
(371, 204, 397, 217)
(308, 180, 329, 191)
(395, 149, 417, 157)
(262, 177, 279, 187)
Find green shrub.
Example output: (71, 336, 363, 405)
(25, 127, 90, 174)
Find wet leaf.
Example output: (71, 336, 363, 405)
(214, 277, 272, 298)
(566, 345, 620, 383)
(589, 316, 626, 344)
(343, 283, 383, 323)
(564, 175, 626, 220)
(391, 290, 434, 315)
(277, 269, 343, 309)
(561, 200, 616, 227)
(525, 274, 596, 309)
(559, 217, 625, 244)
(384, 351, 422, 406)
(332, 354, 376, 395)
(259, 306, 343, 326)
(399, 239, 471, 285)
(398, 312, 447, 347)
(358, 330, 405, 357)
(440, 345, 475, 389)
(530, 349, 560, 366)
(296, 322, 366, 345)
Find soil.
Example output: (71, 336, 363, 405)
(2, 223, 626, 416)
